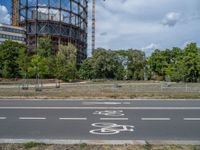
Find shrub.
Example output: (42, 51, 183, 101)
(23, 142, 40, 149)
(80, 143, 87, 149)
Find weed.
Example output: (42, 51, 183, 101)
(23, 142, 41, 149)
(143, 141, 152, 150)
(80, 143, 87, 149)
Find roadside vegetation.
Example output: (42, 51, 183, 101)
(0, 143, 199, 150)
(0, 38, 200, 83)
(23, 142, 43, 149)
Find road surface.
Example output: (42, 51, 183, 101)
(0, 99, 200, 143)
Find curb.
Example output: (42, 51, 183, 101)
(0, 139, 200, 145)
(0, 98, 200, 101)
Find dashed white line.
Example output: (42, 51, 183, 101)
(0, 117, 6, 120)
(59, 118, 87, 120)
(82, 102, 122, 105)
(123, 102, 131, 105)
(19, 117, 46, 120)
(100, 118, 128, 121)
(141, 118, 171, 121)
(184, 118, 200, 121)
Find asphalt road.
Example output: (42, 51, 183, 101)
(0, 99, 200, 142)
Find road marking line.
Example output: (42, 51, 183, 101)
(0, 117, 6, 119)
(1, 107, 200, 110)
(83, 102, 121, 105)
(184, 118, 200, 121)
(59, 118, 87, 120)
(123, 102, 131, 104)
(19, 117, 46, 120)
(100, 118, 128, 121)
(141, 118, 171, 121)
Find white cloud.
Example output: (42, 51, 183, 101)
(142, 43, 159, 56)
(161, 12, 181, 27)
(0, 5, 10, 24)
(87, 0, 200, 56)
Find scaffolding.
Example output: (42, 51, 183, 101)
(18, 0, 88, 63)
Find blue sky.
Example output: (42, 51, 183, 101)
(1, 0, 200, 55)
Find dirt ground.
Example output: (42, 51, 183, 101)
(0, 144, 199, 150)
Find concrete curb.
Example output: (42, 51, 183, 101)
(0, 98, 200, 101)
(0, 139, 200, 145)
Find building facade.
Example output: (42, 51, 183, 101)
(19, 0, 88, 63)
(0, 24, 26, 44)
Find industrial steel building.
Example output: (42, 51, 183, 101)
(12, 0, 88, 63)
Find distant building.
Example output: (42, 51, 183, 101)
(0, 24, 26, 44)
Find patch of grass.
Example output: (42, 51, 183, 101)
(80, 143, 87, 149)
(192, 145, 200, 150)
(143, 141, 152, 150)
(23, 142, 41, 149)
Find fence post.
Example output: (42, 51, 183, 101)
(185, 83, 188, 92)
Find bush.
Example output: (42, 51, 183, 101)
(143, 141, 152, 150)
(23, 142, 41, 149)
(80, 143, 87, 149)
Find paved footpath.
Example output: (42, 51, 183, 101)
(0, 99, 200, 144)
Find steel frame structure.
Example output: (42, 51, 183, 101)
(19, 0, 88, 63)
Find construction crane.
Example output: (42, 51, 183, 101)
(92, 0, 106, 54)
(12, 0, 19, 26)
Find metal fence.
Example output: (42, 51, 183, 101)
(0, 82, 200, 98)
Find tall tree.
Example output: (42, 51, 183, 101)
(37, 36, 53, 57)
(0, 40, 26, 78)
(27, 55, 48, 78)
(78, 58, 95, 80)
(182, 43, 200, 82)
(17, 47, 30, 78)
(55, 43, 77, 81)
(127, 49, 146, 80)
(92, 48, 125, 79)
(37, 36, 55, 78)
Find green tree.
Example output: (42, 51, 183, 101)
(148, 49, 166, 78)
(182, 43, 200, 82)
(55, 43, 77, 81)
(126, 49, 146, 80)
(0, 40, 26, 78)
(17, 47, 30, 78)
(148, 43, 200, 82)
(79, 58, 95, 80)
(37, 36, 53, 57)
(27, 55, 48, 78)
(36, 36, 55, 78)
(92, 48, 125, 80)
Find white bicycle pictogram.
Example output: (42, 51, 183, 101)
(90, 122, 134, 135)
(93, 110, 125, 117)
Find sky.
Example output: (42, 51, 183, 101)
(88, 0, 200, 55)
(1, 0, 200, 56)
